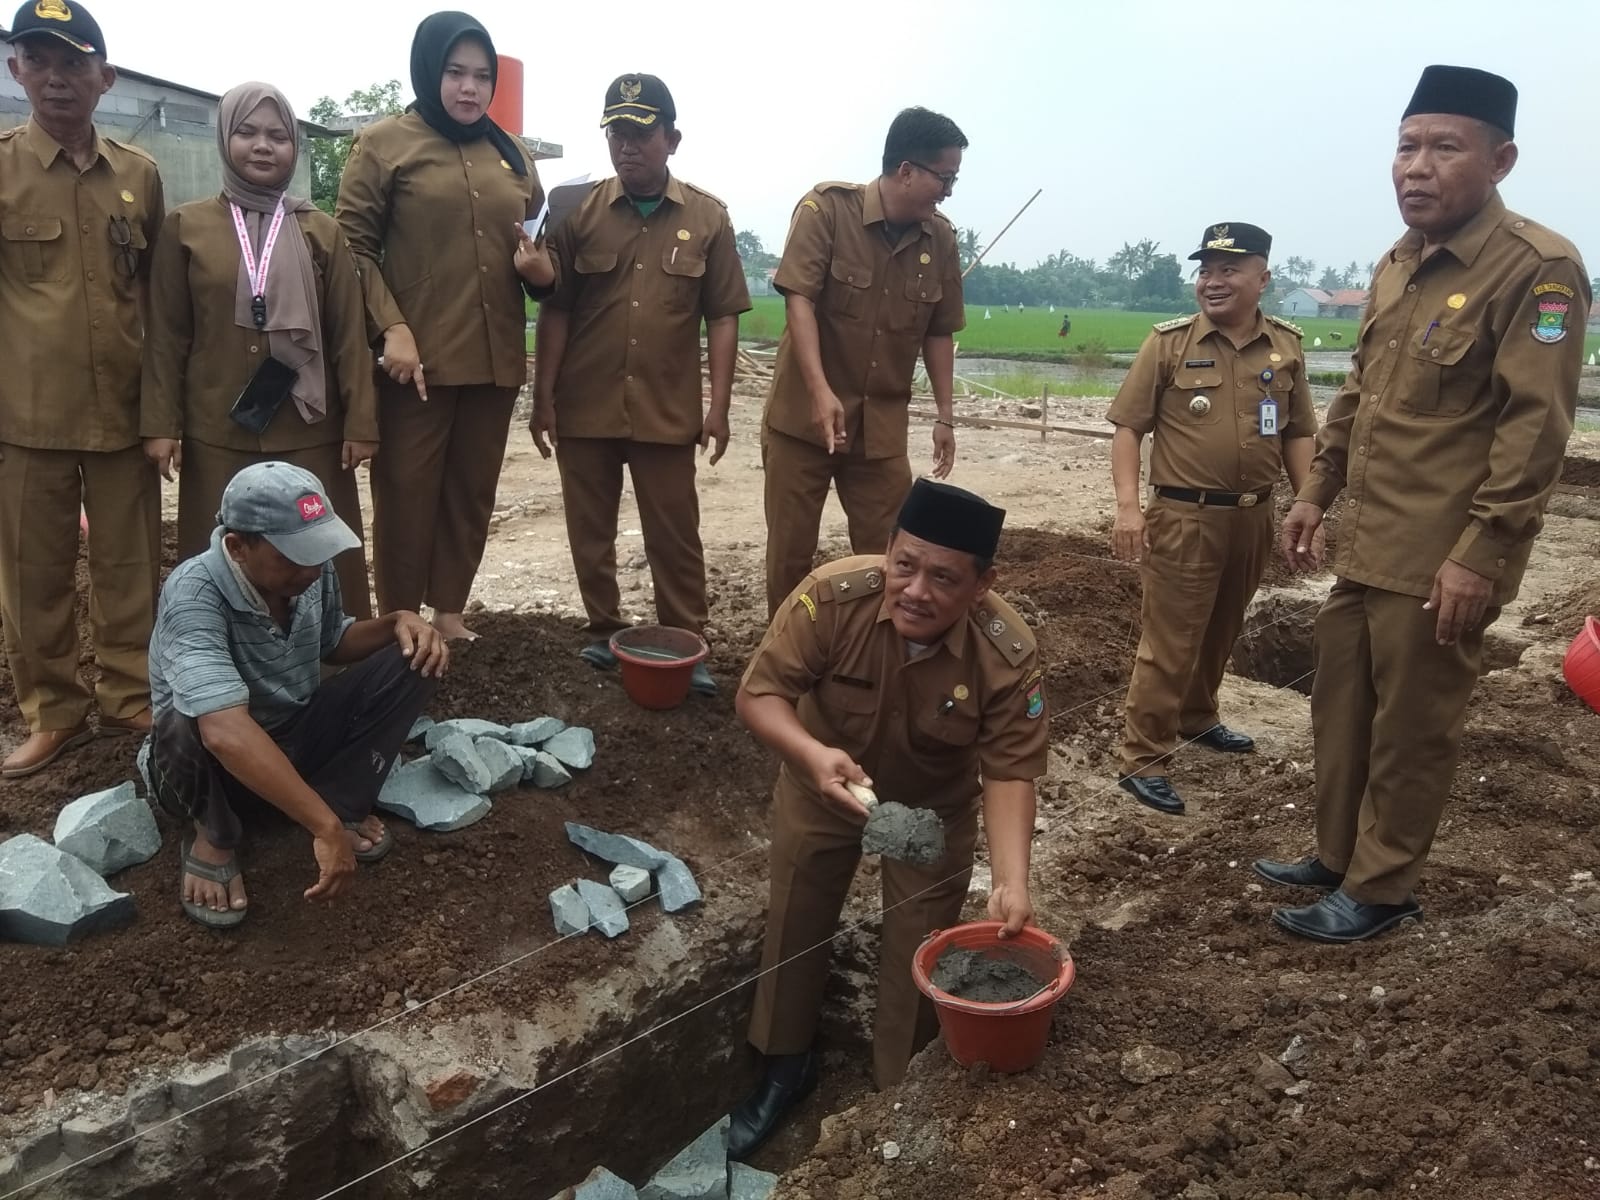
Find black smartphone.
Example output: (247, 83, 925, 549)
(229, 356, 296, 434)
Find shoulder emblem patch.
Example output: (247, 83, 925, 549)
(797, 593, 818, 623)
(1154, 315, 1196, 333)
(800, 198, 820, 212)
(1532, 281, 1575, 343)
(1267, 314, 1305, 338)
(1024, 672, 1045, 720)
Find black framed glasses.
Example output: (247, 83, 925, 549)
(907, 160, 958, 190)
(107, 215, 137, 280)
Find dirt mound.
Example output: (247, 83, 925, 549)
(1561, 454, 1600, 488)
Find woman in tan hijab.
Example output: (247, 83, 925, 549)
(336, 10, 552, 640)
(142, 82, 377, 617)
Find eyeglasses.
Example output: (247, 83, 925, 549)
(107, 215, 137, 280)
(907, 160, 959, 190)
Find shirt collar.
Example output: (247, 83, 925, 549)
(25, 117, 104, 172)
(200, 528, 270, 615)
(873, 590, 973, 660)
(1394, 191, 1505, 268)
(1192, 308, 1269, 348)
(603, 172, 685, 209)
(861, 179, 933, 236)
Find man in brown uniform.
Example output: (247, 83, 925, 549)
(1262, 66, 1589, 942)
(762, 107, 967, 615)
(727, 479, 1047, 1157)
(0, 1, 164, 777)
(531, 74, 749, 695)
(1108, 223, 1318, 815)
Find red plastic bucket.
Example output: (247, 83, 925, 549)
(609, 625, 708, 710)
(1563, 616, 1600, 714)
(911, 921, 1075, 1073)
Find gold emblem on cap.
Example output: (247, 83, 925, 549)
(35, 0, 72, 21)
(920, 252, 931, 264)
(1269, 352, 1282, 363)
(1204, 223, 1235, 251)
(1447, 293, 1467, 309)
(620, 78, 643, 102)
(119, 189, 134, 203)
(953, 685, 969, 701)
(1189, 395, 1211, 416)
(677, 229, 691, 241)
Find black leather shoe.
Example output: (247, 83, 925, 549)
(1118, 775, 1185, 815)
(1272, 890, 1422, 943)
(728, 1049, 819, 1160)
(1252, 856, 1344, 890)
(1187, 724, 1255, 753)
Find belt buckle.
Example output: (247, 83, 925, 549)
(1237, 493, 1259, 508)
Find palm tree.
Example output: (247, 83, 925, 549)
(957, 227, 982, 269)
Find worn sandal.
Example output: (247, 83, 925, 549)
(344, 820, 393, 864)
(179, 836, 247, 929)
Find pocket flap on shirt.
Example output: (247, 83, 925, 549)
(1409, 326, 1474, 366)
(1172, 368, 1224, 390)
(904, 276, 943, 303)
(574, 250, 618, 275)
(829, 258, 872, 289)
(1, 216, 62, 242)
(662, 248, 706, 278)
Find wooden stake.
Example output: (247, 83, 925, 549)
(963, 189, 1043, 279)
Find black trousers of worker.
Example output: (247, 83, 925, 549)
(148, 645, 435, 850)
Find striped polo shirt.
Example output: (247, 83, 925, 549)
(148, 529, 355, 734)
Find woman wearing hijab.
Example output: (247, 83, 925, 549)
(337, 10, 552, 641)
(142, 82, 377, 618)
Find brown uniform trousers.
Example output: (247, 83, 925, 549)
(538, 176, 751, 637)
(761, 428, 910, 614)
(335, 112, 543, 616)
(1108, 311, 1316, 775)
(761, 180, 964, 614)
(371, 381, 517, 614)
(1299, 196, 1587, 902)
(0, 122, 166, 731)
(742, 558, 1048, 1088)
(1122, 499, 1274, 774)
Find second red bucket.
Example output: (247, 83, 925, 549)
(609, 625, 708, 710)
(912, 920, 1075, 1073)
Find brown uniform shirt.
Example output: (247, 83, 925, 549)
(765, 181, 965, 459)
(141, 198, 379, 450)
(1300, 194, 1590, 604)
(544, 175, 751, 443)
(741, 556, 1049, 813)
(0, 120, 164, 451)
(334, 111, 543, 390)
(1107, 311, 1317, 492)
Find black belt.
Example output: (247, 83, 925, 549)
(1154, 486, 1273, 508)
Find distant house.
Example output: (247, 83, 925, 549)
(745, 267, 777, 298)
(1280, 287, 1369, 320)
(1280, 288, 1330, 318)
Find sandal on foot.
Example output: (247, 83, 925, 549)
(344, 820, 393, 864)
(180, 837, 247, 929)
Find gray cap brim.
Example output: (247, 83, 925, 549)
(264, 514, 360, 567)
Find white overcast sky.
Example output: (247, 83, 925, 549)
(78, 0, 1600, 274)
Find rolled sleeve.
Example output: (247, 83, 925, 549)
(155, 599, 250, 719)
(772, 192, 833, 301)
(978, 653, 1050, 782)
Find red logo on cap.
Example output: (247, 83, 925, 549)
(298, 494, 326, 522)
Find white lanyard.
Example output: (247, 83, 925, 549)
(230, 198, 286, 331)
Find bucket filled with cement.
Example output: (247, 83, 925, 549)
(911, 921, 1076, 1072)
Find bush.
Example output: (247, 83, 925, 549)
(1071, 336, 1113, 370)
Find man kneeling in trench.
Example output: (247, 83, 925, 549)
(726, 478, 1049, 1157)
(145, 462, 448, 928)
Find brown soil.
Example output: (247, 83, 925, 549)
(1561, 454, 1600, 488)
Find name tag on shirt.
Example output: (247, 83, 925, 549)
(1259, 398, 1279, 437)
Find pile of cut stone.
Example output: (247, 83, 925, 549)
(556, 1117, 776, 1200)
(377, 715, 595, 832)
(0, 781, 159, 946)
(548, 822, 702, 940)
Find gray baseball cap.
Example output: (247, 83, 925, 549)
(217, 462, 359, 567)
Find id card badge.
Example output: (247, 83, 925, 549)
(1258, 398, 1280, 437)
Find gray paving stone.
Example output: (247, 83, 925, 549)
(565, 822, 666, 870)
(505, 717, 565, 747)
(53, 782, 161, 875)
(473, 738, 525, 792)
(168, 1061, 233, 1111)
(430, 732, 495, 794)
(406, 715, 435, 744)
(575, 880, 629, 939)
(423, 718, 510, 751)
(543, 726, 596, 770)
(228, 1037, 283, 1079)
(656, 854, 703, 914)
(729, 1162, 779, 1200)
(0, 835, 136, 946)
(640, 1116, 730, 1200)
(15, 1125, 62, 1175)
(573, 1165, 639, 1199)
(525, 750, 573, 790)
(549, 884, 590, 936)
(375, 762, 492, 832)
(60, 1110, 132, 1160)
(125, 1082, 169, 1127)
(610, 864, 652, 903)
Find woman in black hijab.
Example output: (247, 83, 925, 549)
(336, 11, 552, 640)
